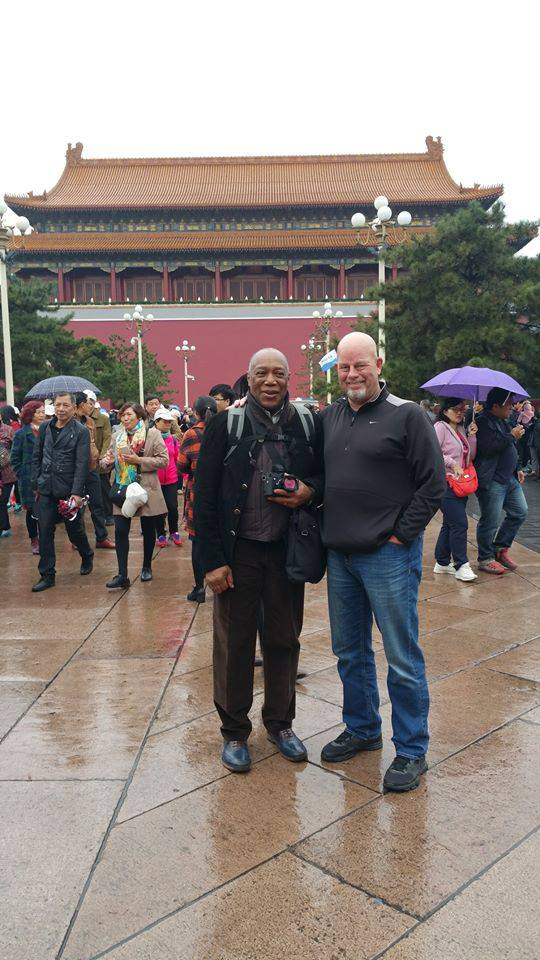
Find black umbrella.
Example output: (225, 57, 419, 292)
(25, 376, 101, 401)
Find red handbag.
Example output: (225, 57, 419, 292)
(447, 463, 478, 497)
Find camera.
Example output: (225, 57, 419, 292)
(262, 464, 299, 498)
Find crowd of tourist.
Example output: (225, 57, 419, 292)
(0, 338, 536, 793)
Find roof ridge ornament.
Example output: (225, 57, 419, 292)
(425, 135, 443, 159)
(66, 142, 84, 164)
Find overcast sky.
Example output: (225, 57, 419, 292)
(2, 0, 538, 254)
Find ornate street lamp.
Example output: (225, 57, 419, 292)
(351, 197, 412, 362)
(0, 201, 33, 405)
(311, 301, 343, 405)
(300, 336, 323, 398)
(175, 338, 196, 408)
(124, 305, 154, 406)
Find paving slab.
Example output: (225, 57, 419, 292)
(119, 691, 342, 821)
(1, 780, 122, 960)
(304, 666, 540, 792)
(0, 679, 45, 739)
(487, 636, 540, 683)
(77, 597, 194, 658)
(0, 637, 82, 683)
(0, 604, 114, 640)
(381, 829, 540, 959)
(100, 851, 413, 960)
(0, 658, 172, 779)
(62, 758, 376, 959)
(297, 720, 540, 918)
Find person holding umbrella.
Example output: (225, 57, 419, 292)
(433, 398, 478, 581)
(475, 388, 528, 574)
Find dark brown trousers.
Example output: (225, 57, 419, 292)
(213, 537, 304, 741)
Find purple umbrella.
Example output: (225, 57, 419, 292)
(421, 366, 529, 403)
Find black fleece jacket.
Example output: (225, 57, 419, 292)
(321, 386, 446, 551)
(194, 404, 324, 573)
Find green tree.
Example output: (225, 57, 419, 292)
(0, 276, 171, 404)
(106, 335, 171, 404)
(359, 202, 540, 399)
(0, 277, 80, 401)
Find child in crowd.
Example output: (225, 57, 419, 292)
(153, 407, 183, 547)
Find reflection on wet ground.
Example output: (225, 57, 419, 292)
(1, 514, 539, 959)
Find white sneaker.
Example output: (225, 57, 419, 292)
(433, 562, 455, 574)
(455, 562, 478, 582)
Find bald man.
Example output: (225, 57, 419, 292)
(195, 348, 324, 773)
(319, 333, 445, 792)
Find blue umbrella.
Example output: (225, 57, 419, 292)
(25, 375, 101, 401)
(421, 366, 529, 403)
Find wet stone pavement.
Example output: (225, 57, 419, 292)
(1, 511, 539, 960)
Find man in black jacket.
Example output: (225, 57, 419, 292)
(31, 393, 94, 592)
(475, 387, 527, 574)
(319, 332, 446, 793)
(195, 348, 324, 773)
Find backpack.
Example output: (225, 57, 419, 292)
(226, 402, 325, 584)
(226, 401, 315, 447)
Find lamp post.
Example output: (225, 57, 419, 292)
(124, 305, 154, 406)
(175, 338, 196, 408)
(351, 197, 412, 362)
(0, 201, 33, 405)
(311, 302, 343, 404)
(300, 336, 323, 398)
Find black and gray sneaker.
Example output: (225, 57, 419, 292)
(383, 755, 427, 793)
(321, 730, 383, 762)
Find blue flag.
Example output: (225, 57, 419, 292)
(319, 349, 338, 372)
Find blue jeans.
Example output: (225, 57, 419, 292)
(435, 487, 469, 570)
(327, 537, 429, 759)
(476, 477, 528, 562)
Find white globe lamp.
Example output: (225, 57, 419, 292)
(397, 210, 412, 227)
(351, 212, 366, 228)
(377, 205, 392, 222)
(374, 196, 389, 210)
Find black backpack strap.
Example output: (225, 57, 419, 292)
(290, 401, 315, 446)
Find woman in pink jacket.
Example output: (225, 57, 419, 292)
(153, 407, 183, 547)
(433, 397, 478, 582)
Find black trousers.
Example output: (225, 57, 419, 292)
(0, 481, 14, 531)
(37, 494, 93, 579)
(114, 514, 156, 578)
(100, 472, 113, 520)
(85, 469, 108, 542)
(156, 483, 179, 537)
(213, 538, 304, 741)
(26, 510, 38, 540)
(435, 487, 469, 570)
(190, 535, 205, 589)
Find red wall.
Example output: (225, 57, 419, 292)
(69, 313, 356, 403)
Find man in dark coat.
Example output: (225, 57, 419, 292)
(195, 348, 324, 773)
(475, 387, 528, 574)
(31, 392, 94, 592)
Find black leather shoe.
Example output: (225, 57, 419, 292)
(106, 575, 130, 589)
(80, 556, 94, 576)
(187, 587, 205, 602)
(141, 567, 153, 582)
(321, 730, 383, 762)
(268, 728, 307, 762)
(383, 755, 427, 793)
(222, 740, 251, 773)
(32, 577, 55, 593)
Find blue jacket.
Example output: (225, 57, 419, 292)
(10, 424, 37, 510)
